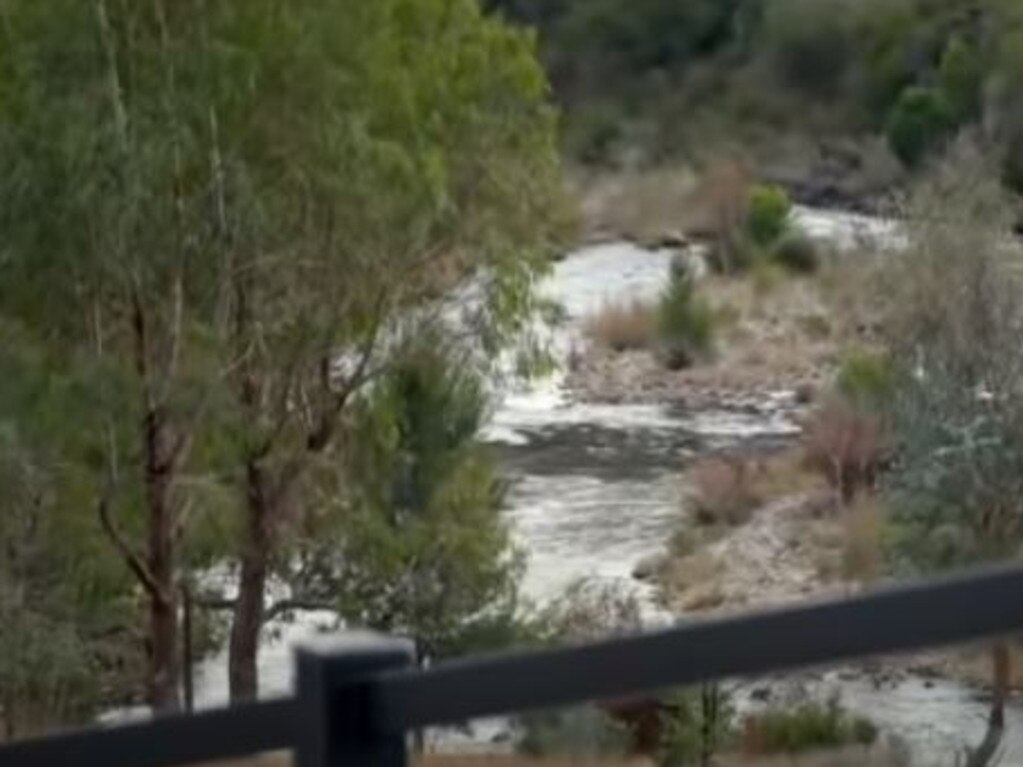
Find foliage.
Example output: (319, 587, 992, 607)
(885, 86, 954, 167)
(746, 184, 792, 248)
(836, 349, 894, 410)
(656, 261, 716, 370)
(741, 698, 877, 755)
(762, 0, 856, 99)
(659, 685, 735, 767)
(882, 152, 1023, 574)
(0, 327, 138, 731)
(0, 0, 567, 707)
(771, 233, 820, 274)
(301, 338, 522, 660)
(939, 35, 985, 123)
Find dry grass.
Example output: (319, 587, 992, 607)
(573, 167, 701, 243)
(584, 300, 656, 352)
(686, 450, 825, 529)
(840, 498, 883, 584)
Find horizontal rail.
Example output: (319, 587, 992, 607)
(373, 564, 1023, 730)
(6, 564, 1023, 767)
(0, 698, 297, 767)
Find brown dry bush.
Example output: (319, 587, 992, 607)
(584, 300, 656, 352)
(802, 397, 882, 504)
(689, 456, 762, 526)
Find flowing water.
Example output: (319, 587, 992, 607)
(182, 208, 1023, 765)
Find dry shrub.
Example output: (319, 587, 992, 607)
(841, 498, 883, 584)
(689, 456, 762, 526)
(752, 450, 826, 501)
(584, 300, 656, 352)
(802, 397, 882, 504)
(693, 159, 755, 273)
(669, 551, 726, 611)
(573, 167, 700, 242)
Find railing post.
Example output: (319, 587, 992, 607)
(295, 633, 415, 767)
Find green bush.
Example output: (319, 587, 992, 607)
(836, 348, 893, 409)
(742, 698, 878, 755)
(938, 35, 983, 123)
(656, 266, 716, 370)
(659, 686, 735, 767)
(746, 184, 792, 247)
(885, 86, 953, 167)
(771, 232, 819, 273)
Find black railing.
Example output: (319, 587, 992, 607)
(4, 564, 1023, 767)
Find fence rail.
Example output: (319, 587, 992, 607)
(4, 564, 1023, 767)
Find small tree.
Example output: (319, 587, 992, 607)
(292, 337, 523, 661)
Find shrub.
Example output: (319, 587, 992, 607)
(938, 35, 983, 123)
(585, 299, 656, 352)
(742, 698, 878, 755)
(656, 266, 716, 370)
(699, 159, 755, 274)
(659, 686, 735, 767)
(836, 348, 893, 409)
(802, 396, 882, 504)
(885, 86, 953, 167)
(689, 456, 761, 526)
(771, 232, 820, 273)
(747, 184, 792, 247)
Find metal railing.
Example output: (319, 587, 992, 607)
(4, 563, 1023, 767)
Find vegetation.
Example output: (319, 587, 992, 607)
(689, 457, 761, 528)
(747, 186, 792, 249)
(489, 0, 1023, 189)
(885, 87, 954, 167)
(741, 699, 877, 756)
(585, 300, 656, 352)
(880, 151, 1023, 767)
(302, 338, 524, 661)
(656, 260, 716, 370)
(0, 0, 564, 726)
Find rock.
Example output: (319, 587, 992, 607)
(795, 382, 816, 405)
(751, 686, 772, 702)
(651, 230, 690, 249)
(632, 555, 662, 582)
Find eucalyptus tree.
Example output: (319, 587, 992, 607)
(0, 0, 566, 710)
(188, 0, 567, 701)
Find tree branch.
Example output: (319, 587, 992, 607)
(97, 483, 169, 606)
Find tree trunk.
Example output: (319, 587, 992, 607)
(144, 409, 181, 714)
(228, 460, 271, 703)
(967, 641, 1010, 767)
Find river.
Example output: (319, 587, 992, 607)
(185, 206, 1023, 765)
